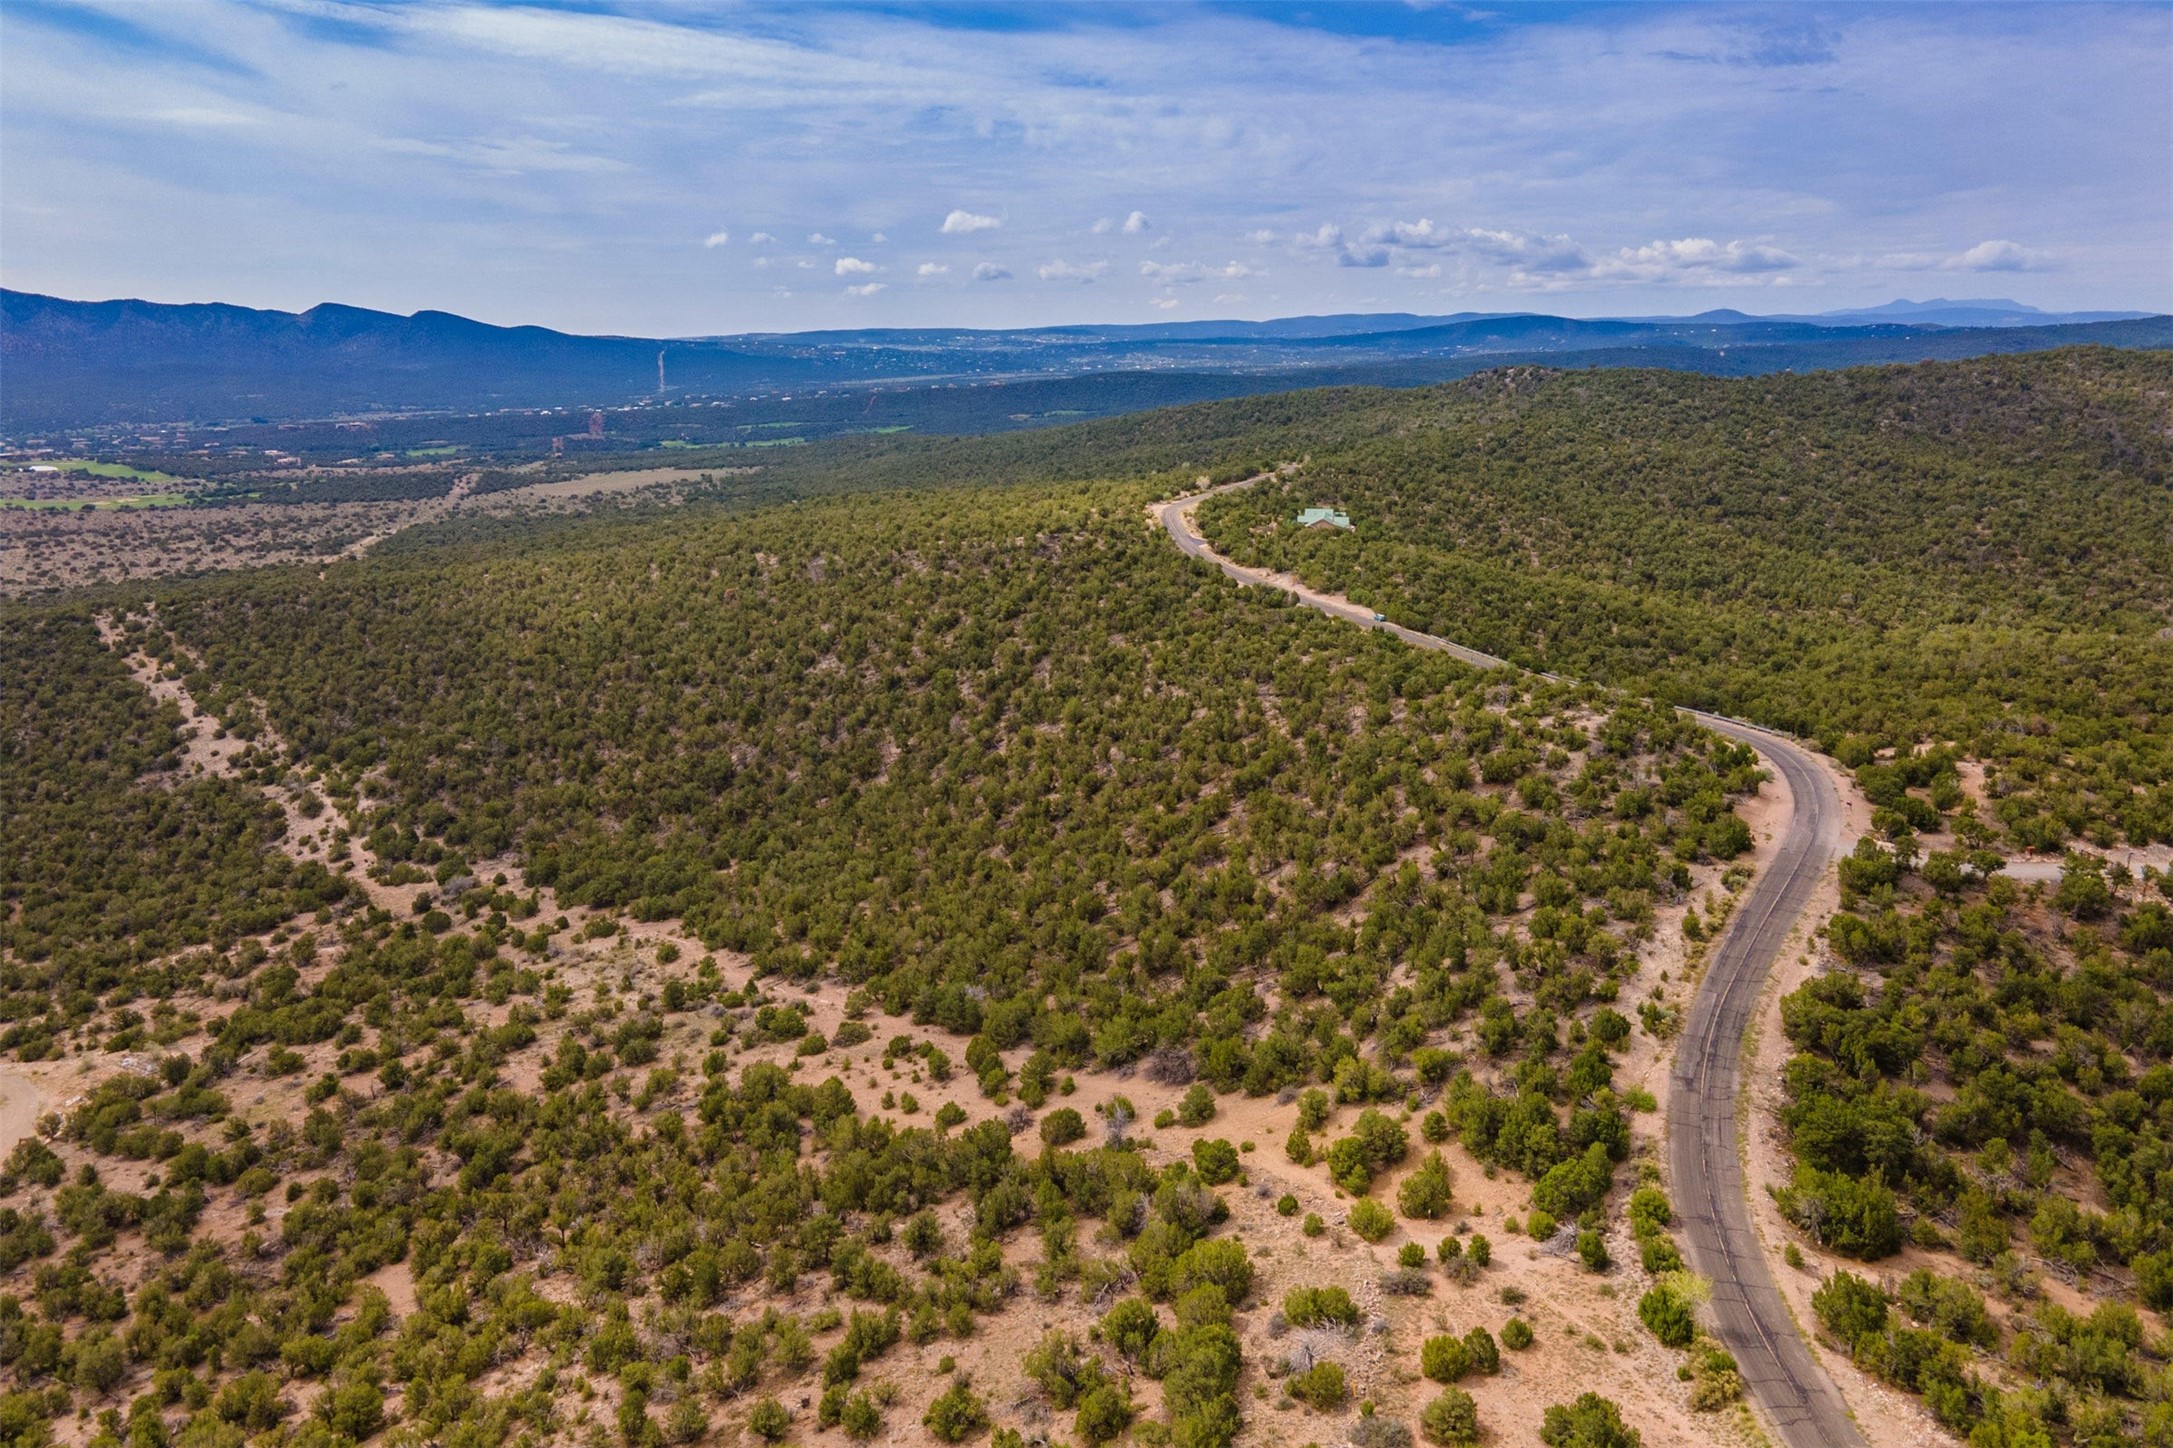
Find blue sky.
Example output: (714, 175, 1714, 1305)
(2, 1, 2166, 334)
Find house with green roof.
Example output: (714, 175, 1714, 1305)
(1295, 506, 1352, 530)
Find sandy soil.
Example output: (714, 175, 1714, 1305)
(488, 466, 735, 501)
(0, 1072, 40, 1164)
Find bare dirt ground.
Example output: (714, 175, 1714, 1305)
(487, 466, 732, 501)
(0, 1071, 40, 1164)
(1, 498, 435, 594)
(2, 465, 745, 596)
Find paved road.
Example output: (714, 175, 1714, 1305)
(1157, 481, 1865, 1448)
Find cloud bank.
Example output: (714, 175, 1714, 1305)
(0, 0, 2160, 329)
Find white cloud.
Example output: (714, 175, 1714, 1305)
(703, 230, 731, 248)
(149, 106, 262, 130)
(1461, 227, 1591, 273)
(972, 262, 1012, 281)
(917, 262, 950, 276)
(1594, 236, 1799, 277)
(1366, 218, 1449, 249)
(1122, 210, 1150, 234)
(941, 209, 1001, 234)
(807, 232, 835, 246)
(1246, 229, 1279, 245)
(844, 281, 885, 297)
(1948, 238, 2049, 272)
(870, 231, 888, 244)
(1590, 233, 1807, 282)
(1150, 296, 1180, 309)
(1288, 219, 1801, 288)
(1091, 217, 1115, 234)
(1292, 222, 1390, 268)
(748, 232, 775, 245)
(1037, 259, 1109, 282)
(1140, 260, 1254, 284)
(835, 256, 879, 275)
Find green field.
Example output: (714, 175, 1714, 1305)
(49, 458, 185, 483)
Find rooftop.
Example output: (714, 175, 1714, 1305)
(1296, 506, 1352, 529)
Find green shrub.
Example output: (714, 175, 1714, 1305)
(1074, 1384, 1134, 1445)
(1297, 1088, 1333, 1130)
(1627, 1186, 1671, 1238)
(1778, 1166, 1903, 1260)
(1461, 1326, 1500, 1375)
(1501, 1318, 1534, 1350)
(1419, 1387, 1480, 1447)
(1178, 1083, 1218, 1126)
(1040, 1108, 1087, 1146)
(1102, 1297, 1161, 1364)
(1349, 1198, 1395, 1242)
(1397, 1152, 1454, 1220)
(1023, 1330, 1103, 1409)
(1532, 1144, 1615, 1221)
(1283, 1285, 1361, 1328)
(1191, 1138, 1240, 1185)
(1638, 1232, 1682, 1274)
(840, 1391, 883, 1440)
(1539, 1392, 1640, 1448)
(1895, 1270, 1996, 1349)
(1812, 1271, 1889, 1347)
(748, 1398, 790, 1442)
(924, 1379, 989, 1442)
(1421, 1334, 1471, 1383)
(1288, 1360, 1348, 1410)
(1638, 1285, 1696, 1348)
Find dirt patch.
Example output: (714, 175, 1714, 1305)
(494, 467, 722, 501)
(0, 1072, 42, 1163)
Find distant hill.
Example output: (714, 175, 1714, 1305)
(0, 291, 828, 430)
(1784, 297, 2154, 328)
(3, 288, 2165, 432)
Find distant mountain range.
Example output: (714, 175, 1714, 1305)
(2, 288, 2164, 432)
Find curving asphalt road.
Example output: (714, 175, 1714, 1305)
(1156, 480, 1865, 1448)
